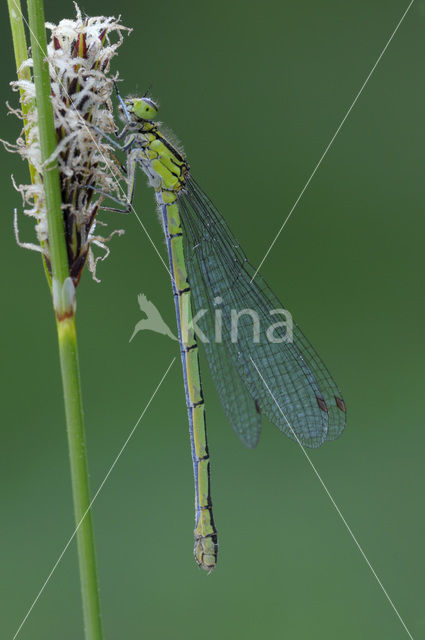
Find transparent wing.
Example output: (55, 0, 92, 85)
(185, 258, 262, 448)
(179, 176, 346, 449)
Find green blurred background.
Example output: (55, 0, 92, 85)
(1, 1, 424, 638)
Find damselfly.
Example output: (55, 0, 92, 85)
(95, 85, 346, 572)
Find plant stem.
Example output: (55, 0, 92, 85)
(26, 0, 68, 284)
(16, 1, 104, 638)
(7, 0, 51, 284)
(7, 0, 37, 182)
(57, 316, 104, 640)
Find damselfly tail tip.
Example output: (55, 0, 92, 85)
(194, 533, 218, 573)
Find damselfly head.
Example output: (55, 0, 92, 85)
(125, 97, 158, 121)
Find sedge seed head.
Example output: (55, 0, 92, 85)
(4, 4, 131, 283)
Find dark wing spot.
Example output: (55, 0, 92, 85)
(335, 397, 346, 412)
(255, 399, 261, 415)
(316, 397, 328, 413)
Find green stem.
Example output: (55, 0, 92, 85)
(7, 0, 51, 284)
(7, 0, 37, 182)
(57, 316, 103, 640)
(16, 2, 104, 638)
(27, 0, 68, 284)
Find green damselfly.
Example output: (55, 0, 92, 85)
(95, 85, 346, 572)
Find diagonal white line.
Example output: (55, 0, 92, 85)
(12, 357, 176, 640)
(11, 0, 171, 277)
(249, 356, 414, 640)
(129, 208, 170, 275)
(250, 0, 415, 283)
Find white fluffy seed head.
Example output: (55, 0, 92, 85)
(5, 4, 131, 283)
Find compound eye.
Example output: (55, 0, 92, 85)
(132, 97, 158, 120)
